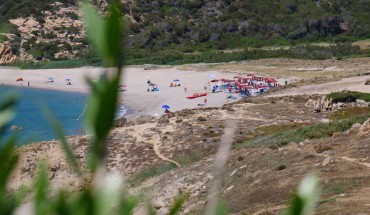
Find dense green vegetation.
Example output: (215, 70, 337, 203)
(121, 0, 370, 50)
(327, 91, 370, 103)
(0, 0, 76, 22)
(2, 0, 370, 66)
(235, 111, 370, 148)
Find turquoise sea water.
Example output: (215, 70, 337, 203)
(0, 86, 87, 145)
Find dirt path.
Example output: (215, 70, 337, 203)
(268, 76, 370, 97)
(152, 136, 181, 168)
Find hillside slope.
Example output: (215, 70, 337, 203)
(1, 0, 370, 64)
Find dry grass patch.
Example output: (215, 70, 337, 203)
(330, 107, 370, 121)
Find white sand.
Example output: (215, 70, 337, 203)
(0, 66, 241, 118)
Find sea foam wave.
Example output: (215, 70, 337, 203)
(115, 105, 127, 119)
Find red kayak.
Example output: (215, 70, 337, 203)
(186, 93, 207, 99)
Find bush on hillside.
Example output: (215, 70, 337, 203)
(327, 91, 370, 103)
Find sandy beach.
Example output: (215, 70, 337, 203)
(2, 61, 370, 119)
(0, 66, 245, 118)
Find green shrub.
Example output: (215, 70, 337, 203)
(0, 34, 7, 42)
(128, 163, 177, 187)
(330, 107, 370, 121)
(235, 113, 370, 148)
(65, 11, 79, 20)
(327, 91, 370, 103)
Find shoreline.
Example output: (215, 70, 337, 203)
(0, 66, 244, 119)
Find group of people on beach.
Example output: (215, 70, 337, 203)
(169, 82, 180, 87)
(147, 79, 213, 115)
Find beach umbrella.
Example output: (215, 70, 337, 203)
(162, 105, 170, 109)
(210, 79, 219, 82)
(16, 77, 23, 82)
(48, 77, 54, 82)
(173, 79, 180, 82)
(65, 78, 71, 81)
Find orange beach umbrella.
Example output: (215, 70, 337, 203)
(16, 77, 23, 82)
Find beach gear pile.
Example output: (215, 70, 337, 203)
(147, 80, 159, 92)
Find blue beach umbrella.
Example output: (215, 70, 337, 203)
(173, 79, 180, 82)
(162, 105, 170, 109)
(65, 78, 71, 81)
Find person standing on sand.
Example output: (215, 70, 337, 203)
(204, 98, 207, 105)
(28, 81, 30, 87)
(184, 86, 188, 93)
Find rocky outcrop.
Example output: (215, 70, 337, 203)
(0, 42, 17, 64)
(311, 96, 332, 112)
(358, 118, 370, 137)
(356, 99, 369, 107)
(307, 96, 333, 112)
(8, 4, 84, 62)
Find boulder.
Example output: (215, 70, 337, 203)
(358, 118, 370, 137)
(322, 157, 332, 166)
(0, 43, 17, 64)
(356, 99, 369, 107)
(327, 98, 333, 111)
(130, 115, 155, 125)
(305, 99, 316, 107)
(332, 132, 340, 140)
(313, 98, 321, 112)
(320, 95, 327, 109)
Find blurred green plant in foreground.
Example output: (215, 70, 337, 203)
(0, 1, 319, 214)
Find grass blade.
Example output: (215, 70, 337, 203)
(35, 163, 50, 215)
(105, 0, 124, 67)
(282, 174, 320, 215)
(81, 2, 106, 58)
